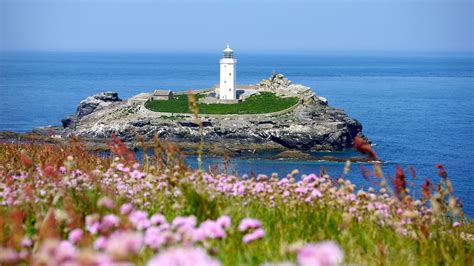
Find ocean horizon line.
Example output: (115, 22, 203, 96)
(1, 50, 473, 58)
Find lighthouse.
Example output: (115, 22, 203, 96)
(219, 45, 237, 100)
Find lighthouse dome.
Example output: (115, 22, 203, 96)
(224, 45, 233, 52)
(223, 45, 234, 58)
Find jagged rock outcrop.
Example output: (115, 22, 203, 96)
(259, 73, 327, 106)
(258, 72, 292, 90)
(76, 92, 122, 118)
(61, 92, 122, 128)
(60, 74, 364, 152)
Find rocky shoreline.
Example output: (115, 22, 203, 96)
(2, 73, 367, 161)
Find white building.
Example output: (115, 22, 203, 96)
(219, 45, 237, 100)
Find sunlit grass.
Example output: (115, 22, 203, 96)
(144, 92, 299, 114)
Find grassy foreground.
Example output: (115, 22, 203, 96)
(0, 136, 473, 265)
(144, 92, 299, 114)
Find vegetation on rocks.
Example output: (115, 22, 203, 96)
(144, 92, 299, 114)
(0, 135, 472, 265)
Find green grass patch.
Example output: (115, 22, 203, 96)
(144, 92, 299, 114)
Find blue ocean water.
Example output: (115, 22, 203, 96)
(1, 52, 473, 215)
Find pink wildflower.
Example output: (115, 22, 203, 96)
(68, 228, 83, 243)
(145, 227, 167, 249)
(86, 215, 100, 234)
(116, 163, 130, 173)
(242, 228, 265, 244)
(59, 166, 67, 174)
(303, 174, 317, 183)
(129, 210, 151, 230)
(297, 241, 344, 266)
(216, 215, 231, 229)
(312, 189, 322, 198)
(192, 227, 206, 242)
(56, 241, 77, 262)
(131, 169, 146, 179)
(101, 214, 120, 231)
(172, 216, 197, 233)
(120, 203, 134, 215)
(105, 232, 143, 261)
(94, 236, 108, 250)
(97, 197, 114, 209)
(21, 237, 32, 248)
(0, 247, 19, 264)
(150, 214, 167, 225)
(238, 218, 262, 232)
(200, 220, 226, 239)
(147, 247, 220, 266)
(278, 178, 289, 186)
(295, 187, 308, 194)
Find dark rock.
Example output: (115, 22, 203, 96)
(61, 115, 77, 128)
(76, 92, 121, 119)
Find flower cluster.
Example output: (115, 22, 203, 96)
(0, 140, 468, 265)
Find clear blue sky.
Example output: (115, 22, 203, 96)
(0, 0, 472, 53)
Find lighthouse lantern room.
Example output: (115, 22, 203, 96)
(219, 45, 237, 100)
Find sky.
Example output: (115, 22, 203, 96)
(0, 0, 472, 53)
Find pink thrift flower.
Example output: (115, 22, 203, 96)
(0, 247, 19, 264)
(93, 253, 114, 265)
(21, 237, 32, 248)
(68, 228, 83, 243)
(278, 178, 289, 186)
(453, 221, 461, 227)
(146, 247, 220, 266)
(201, 220, 226, 239)
(105, 232, 143, 261)
(86, 215, 100, 234)
(295, 187, 308, 194)
(311, 189, 322, 198)
(238, 218, 262, 232)
(59, 166, 67, 174)
(150, 214, 167, 225)
(216, 215, 231, 229)
(145, 227, 166, 249)
(242, 228, 265, 244)
(131, 169, 146, 179)
(303, 174, 317, 183)
(116, 163, 130, 173)
(297, 241, 344, 266)
(120, 203, 134, 215)
(97, 197, 114, 209)
(346, 194, 356, 202)
(172, 216, 197, 232)
(101, 214, 120, 231)
(129, 210, 151, 230)
(192, 227, 206, 242)
(56, 240, 77, 262)
(94, 236, 108, 250)
(254, 183, 265, 193)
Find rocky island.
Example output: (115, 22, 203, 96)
(51, 73, 365, 157)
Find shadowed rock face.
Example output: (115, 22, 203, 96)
(61, 92, 122, 128)
(76, 92, 122, 119)
(61, 74, 364, 152)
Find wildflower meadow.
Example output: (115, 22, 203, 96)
(0, 136, 473, 265)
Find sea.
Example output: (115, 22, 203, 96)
(0, 52, 473, 216)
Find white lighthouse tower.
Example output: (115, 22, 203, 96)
(219, 45, 237, 100)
